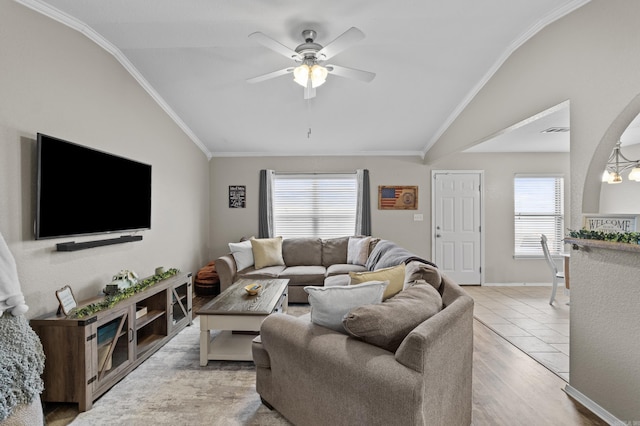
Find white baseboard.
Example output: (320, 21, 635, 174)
(563, 385, 625, 425)
(480, 282, 552, 287)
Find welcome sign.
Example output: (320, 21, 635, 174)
(582, 214, 638, 232)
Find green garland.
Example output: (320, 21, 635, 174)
(72, 268, 180, 318)
(567, 229, 640, 245)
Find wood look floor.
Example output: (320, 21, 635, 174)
(44, 293, 605, 425)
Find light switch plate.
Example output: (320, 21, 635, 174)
(413, 213, 424, 221)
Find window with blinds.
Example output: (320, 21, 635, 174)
(273, 173, 357, 239)
(514, 175, 564, 257)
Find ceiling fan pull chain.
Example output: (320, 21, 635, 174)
(307, 96, 312, 139)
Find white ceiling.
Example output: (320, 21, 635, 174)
(21, 0, 591, 158)
(464, 103, 571, 153)
(464, 101, 640, 153)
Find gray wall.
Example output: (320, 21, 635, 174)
(426, 0, 640, 421)
(0, 1, 211, 318)
(210, 156, 431, 256)
(210, 151, 569, 284)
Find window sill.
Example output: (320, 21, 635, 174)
(513, 255, 565, 260)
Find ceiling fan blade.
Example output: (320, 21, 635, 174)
(326, 64, 376, 83)
(317, 27, 365, 60)
(246, 67, 294, 84)
(249, 32, 301, 60)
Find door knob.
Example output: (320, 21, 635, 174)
(436, 234, 441, 238)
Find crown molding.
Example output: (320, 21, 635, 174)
(209, 150, 424, 158)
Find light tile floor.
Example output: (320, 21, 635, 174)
(464, 285, 570, 382)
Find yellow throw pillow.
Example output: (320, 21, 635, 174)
(251, 237, 285, 269)
(349, 263, 406, 300)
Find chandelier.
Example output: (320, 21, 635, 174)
(602, 141, 640, 184)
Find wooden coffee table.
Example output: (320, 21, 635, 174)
(196, 278, 288, 364)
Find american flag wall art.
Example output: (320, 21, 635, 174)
(378, 186, 418, 210)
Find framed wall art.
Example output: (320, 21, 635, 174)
(229, 185, 246, 208)
(378, 185, 418, 210)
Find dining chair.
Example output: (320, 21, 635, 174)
(540, 234, 565, 305)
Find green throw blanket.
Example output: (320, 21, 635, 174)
(0, 315, 45, 421)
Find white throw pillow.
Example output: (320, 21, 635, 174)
(304, 280, 388, 333)
(228, 240, 254, 271)
(347, 236, 372, 266)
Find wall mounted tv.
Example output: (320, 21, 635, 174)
(36, 133, 152, 240)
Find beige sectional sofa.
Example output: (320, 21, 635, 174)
(215, 236, 438, 303)
(252, 272, 474, 425)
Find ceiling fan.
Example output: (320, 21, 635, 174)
(246, 27, 376, 99)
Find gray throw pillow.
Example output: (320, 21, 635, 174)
(304, 281, 388, 333)
(342, 284, 443, 352)
(321, 236, 349, 266)
(404, 261, 442, 293)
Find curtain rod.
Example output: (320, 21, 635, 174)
(274, 171, 359, 175)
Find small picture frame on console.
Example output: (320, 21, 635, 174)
(55, 285, 77, 316)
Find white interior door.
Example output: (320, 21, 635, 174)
(432, 171, 483, 284)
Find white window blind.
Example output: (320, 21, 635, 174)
(273, 173, 357, 239)
(514, 175, 564, 256)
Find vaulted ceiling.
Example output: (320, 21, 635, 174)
(20, 0, 590, 158)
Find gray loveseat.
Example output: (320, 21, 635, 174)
(252, 273, 474, 426)
(216, 236, 438, 303)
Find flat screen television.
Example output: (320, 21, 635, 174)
(36, 133, 152, 240)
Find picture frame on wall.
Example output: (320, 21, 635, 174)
(229, 185, 246, 208)
(378, 185, 418, 210)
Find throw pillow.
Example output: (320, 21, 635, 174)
(343, 284, 443, 352)
(347, 236, 371, 266)
(349, 263, 406, 300)
(251, 237, 285, 269)
(304, 281, 388, 333)
(404, 261, 442, 293)
(228, 240, 254, 271)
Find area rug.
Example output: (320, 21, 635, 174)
(70, 306, 311, 426)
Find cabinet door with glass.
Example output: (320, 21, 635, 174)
(170, 279, 192, 330)
(94, 306, 134, 394)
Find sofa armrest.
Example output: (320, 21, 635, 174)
(394, 292, 473, 372)
(215, 254, 237, 292)
(256, 314, 423, 426)
(394, 275, 474, 425)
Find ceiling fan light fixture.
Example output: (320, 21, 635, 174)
(293, 63, 328, 88)
(310, 64, 328, 88)
(293, 64, 310, 87)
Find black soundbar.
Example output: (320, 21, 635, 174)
(56, 235, 143, 252)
